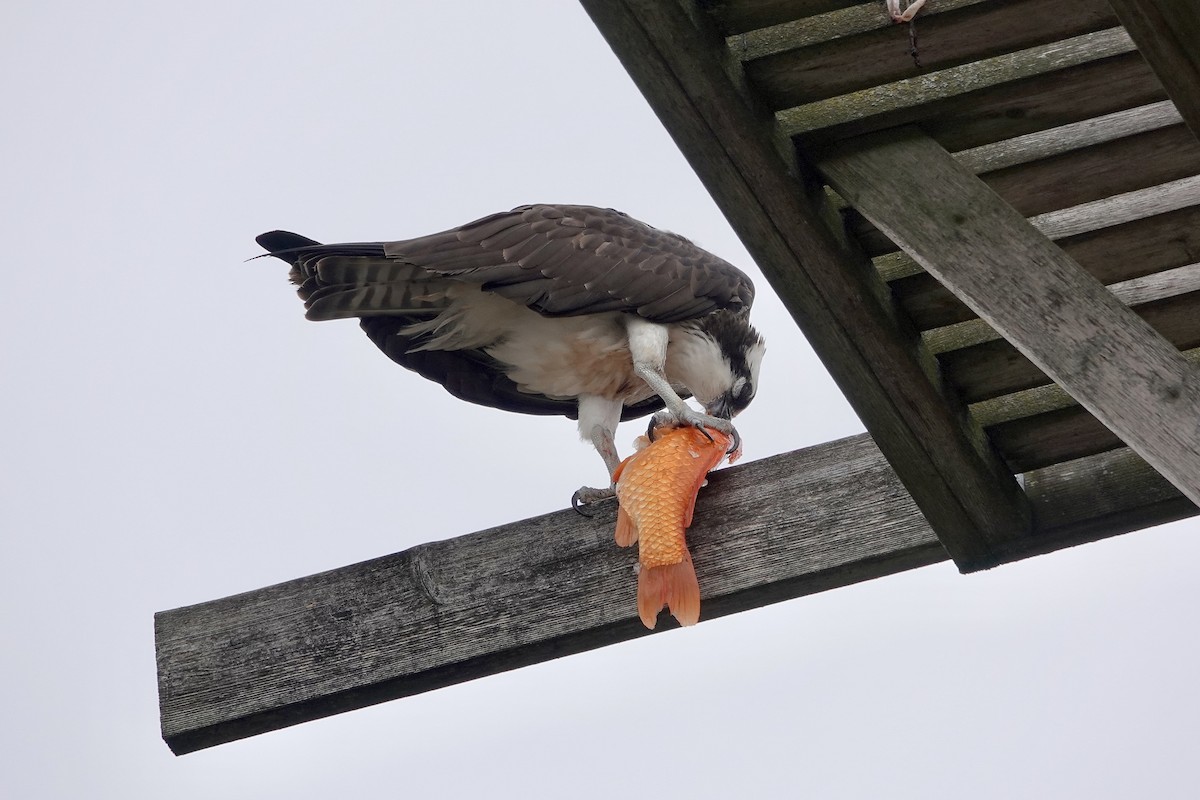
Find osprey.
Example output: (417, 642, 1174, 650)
(258, 204, 764, 507)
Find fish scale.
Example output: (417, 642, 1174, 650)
(617, 434, 712, 567)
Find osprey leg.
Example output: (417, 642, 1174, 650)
(625, 317, 738, 441)
(571, 395, 623, 514)
(570, 425, 619, 513)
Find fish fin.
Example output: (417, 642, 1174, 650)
(615, 505, 639, 547)
(611, 449, 637, 483)
(637, 553, 701, 629)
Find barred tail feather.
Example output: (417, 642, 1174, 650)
(636, 553, 701, 629)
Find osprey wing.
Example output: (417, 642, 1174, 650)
(384, 204, 755, 324)
(255, 223, 675, 421)
(258, 205, 754, 325)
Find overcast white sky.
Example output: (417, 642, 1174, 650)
(3, 2, 1198, 797)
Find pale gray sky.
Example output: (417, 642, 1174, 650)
(3, 2, 1197, 798)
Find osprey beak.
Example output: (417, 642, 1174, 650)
(705, 394, 735, 421)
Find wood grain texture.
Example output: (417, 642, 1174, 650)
(158, 434, 948, 754)
(744, 0, 1117, 107)
(1015, 447, 1196, 562)
(156, 434, 1197, 753)
(729, 0, 991, 62)
(579, 0, 1031, 568)
(979, 124, 1200, 218)
(815, 129, 1200, 508)
(977, 346, 1200, 472)
(892, 203, 1200, 330)
(1108, 0, 1200, 141)
(939, 285, 1200, 402)
(792, 48, 1164, 152)
(990, 403, 1123, 472)
(953, 100, 1183, 173)
(778, 28, 1140, 135)
(852, 131, 1200, 260)
(705, 0, 861, 35)
(1032, 173, 1200, 240)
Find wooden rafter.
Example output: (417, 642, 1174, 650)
(157, 435, 942, 754)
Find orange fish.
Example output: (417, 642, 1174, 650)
(612, 424, 734, 629)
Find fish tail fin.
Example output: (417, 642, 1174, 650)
(637, 553, 701, 629)
(615, 506, 639, 547)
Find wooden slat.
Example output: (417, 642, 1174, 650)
(923, 258, 1200, 355)
(1108, 0, 1200, 141)
(973, 339, 1200, 420)
(980, 124, 1200, 217)
(156, 433, 1195, 754)
(743, 0, 1117, 107)
(883, 167, 1200, 287)
(790, 47, 1164, 152)
(876, 169, 1200, 282)
(939, 288, 1200, 404)
(706, 0, 860, 36)
(849, 133, 1200, 261)
(730, 0, 992, 62)
(857, 103, 1192, 265)
(779, 28, 1142, 132)
(815, 129, 1200, 509)
(921, 51, 1165, 151)
(1009, 447, 1195, 562)
(1033, 173, 1200, 239)
(953, 100, 1183, 173)
(579, 0, 1031, 569)
(893, 204, 1200, 330)
(991, 404, 1122, 472)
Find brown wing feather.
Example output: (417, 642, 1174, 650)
(381, 205, 754, 323)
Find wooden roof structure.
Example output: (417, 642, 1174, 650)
(155, 0, 1200, 754)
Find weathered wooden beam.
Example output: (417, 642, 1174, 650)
(978, 347, 1200, 473)
(156, 434, 1195, 754)
(578, 0, 1031, 569)
(877, 171, 1200, 284)
(892, 204, 1200, 330)
(1108, 0, 1200, 141)
(814, 129, 1200, 508)
(928, 262, 1200, 400)
(157, 434, 948, 755)
(853, 127, 1200, 261)
(940, 287, 1200, 403)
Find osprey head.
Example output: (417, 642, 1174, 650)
(678, 309, 765, 422)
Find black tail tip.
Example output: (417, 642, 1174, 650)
(256, 230, 322, 255)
